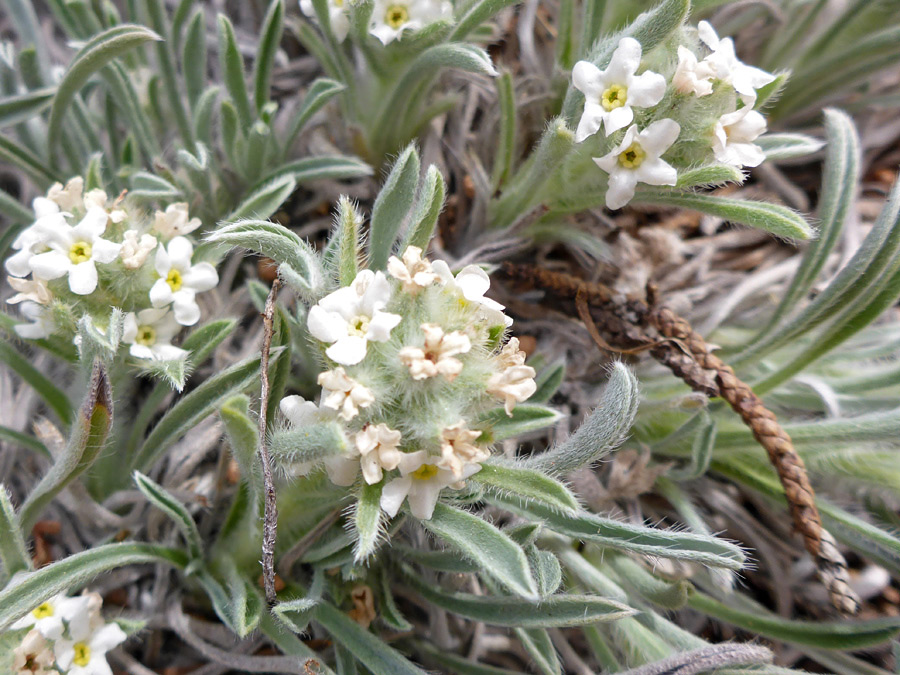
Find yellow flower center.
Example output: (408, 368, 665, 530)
(166, 268, 183, 292)
(412, 464, 438, 480)
(348, 315, 370, 337)
(69, 241, 92, 264)
(385, 3, 409, 28)
(601, 84, 628, 111)
(136, 325, 157, 346)
(32, 602, 54, 619)
(618, 142, 646, 169)
(334, 0, 343, 6)
(73, 642, 91, 667)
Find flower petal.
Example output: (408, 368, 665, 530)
(71, 207, 109, 241)
(637, 118, 681, 157)
(603, 168, 639, 210)
(633, 157, 678, 186)
(166, 236, 195, 270)
(698, 20, 719, 49)
(91, 237, 122, 264)
(91, 622, 128, 653)
(454, 265, 491, 300)
(380, 477, 411, 517)
(627, 70, 666, 107)
(572, 60, 604, 97)
(326, 335, 368, 365)
(407, 480, 442, 520)
(280, 395, 318, 425)
(324, 456, 359, 486)
(574, 102, 605, 143)
(172, 292, 201, 326)
(366, 310, 402, 342)
(308, 305, 349, 344)
(183, 262, 219, 292)
(68, 260, 98, 295)
(130, 343, 155, 359)
(604, 105, 634, 135)
(604, 37, 642, 84)
(149, 278, 174, 308)
(29, 251, 70, 280)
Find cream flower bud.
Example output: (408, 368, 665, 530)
(120, 230, 158, 269)
(13, 630, 55, 675)
(318, 367, 376, 421)
(356, 423, 403, 484)
(7, 276, 52, 305)
(46, 176, 84, 211)
(153, 202, 202, 238)
(83, 188, 108, 211)
(387, 245, 437, 292)
(673, 45, 715, 96)
(438, 421, 488, 479)
(488, 338, 537, 416)
(399, 323, 471, 381)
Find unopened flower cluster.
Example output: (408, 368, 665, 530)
(279, 247, 536, 520)
(9, 592, 126, 675)
(572, 22, 776, 209)
(5, 177, 218, 363)
(300, 0, 452, 45)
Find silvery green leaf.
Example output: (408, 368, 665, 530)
(193, 86, 220, 144)
(256, 155, 373, 189)
(217, 13, 252, 129)
(183, 318, 237, 367)
(135, 354, 262, 472)
(0, 187, 33, 224)
(135, 356, 189, 392)
(253, 0, 285, 112)
(479, 405, 564, 441)
(274, 596, 320, 633)
(225, 175, 296, 221)
(75, 309, 124, 365)
(353, 481, 384, 562)
(18, 361, 112, 530)
(182, 9, 207, 109)
(0, 87, 54, 128)
(0, 485, 31, 579)
(269, 423, 348, 463)
(403, 165, 446, 253)
(0, 134, 62, 186)
(283, 78, 345, 151)
(391, 544, 479, 573)
(675, 164, 744, 189)
(472, 463, 579, 513)
(756, 133, 825, 161)
(134, 472, 203, 559)
(369, 143, 420, 269)
(144, 0, 194, 147)
(419, 502, 539, 600)
(0, 542, 187, 632)
(527, 547, 562, 596)
(329, 195, 363, 286)
(633, 189, 814, 240)
(128, 171, 181, 200)
(48, 25, 161, 150)
(449, 0, 520, 40)
(224, 563, 263, 637)
(522, 362, 638, 475)
(490, 71, 516, 190)
(516, 627, 561, 675)
(667, 413, 715, 481)
(607, 555, 690, 610)
(401, 564, 634, 627)
(377, 564, 412, 631)
(0, 341, 73, 425)
(530, 360, 565, 404)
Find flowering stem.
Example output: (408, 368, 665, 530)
(259, 278, 282, 606)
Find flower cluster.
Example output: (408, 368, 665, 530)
(300, 0, 452, 45)
(10, 592, 126, 675)
(572, 22, 776, 209)
(5, 178, 218, 364)
(279, 247, 536, 520)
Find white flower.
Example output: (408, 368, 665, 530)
(120, 230, 158, 269)
(387, 246, 437, 293)
(149, 236, 218, 326)
(399, 323, 471, 381)
(572, 38, 666, 142)
(12, 594, 90, 640)
(46, 176, 85, 211)
(673, 45, 715, 96)
(7, 277, 52, 305)
(594, 120, 681, 210)
(712, 107, 767, 168)
(5, 199, 71, 278)
(487, 338, 537, 415)
(25, 208, 121, 295)
(54, 621, 127, 675)
(379, 450, 480, 520)
(152, 203, 201, 238)
(13, 301, 55, 340)
(356, 423, 403, 484)
(13, 629, 56, 675)
(300, 0, 350, 41)
(370, 0, 452, 44)
(437, 421, 488, 479)
(698, 21, 775, 103)
(280, 395, 359, 485)
(122, 308, 187, 361)
(318, 367, 376, 421)
(432, 261, 512, 327)
(307, 270, 402, 365)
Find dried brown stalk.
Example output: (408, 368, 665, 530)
(504, 263, 859, 614)
(259, 278, 283, 607)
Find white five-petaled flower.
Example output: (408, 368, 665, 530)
(318, 367, 376, 421)
(432, 261, 512, 327)
(26, 208, 122, 295)
(152, 203, 202, 239)
(399, 323, 471, 381)
(300, 0, 350, 42)
(438, 421, 488, 479)
(387, 246, 437, 293)
(487, 337, 537, 415)
(11, 594, 90, 640)
(13, 630, 56, 675)
(594, 119, 681, 210)
(380, 450, 480, 520)
(5, 198, 72, 278)
(673, 45, 715, 97)
(712, 106, 767, 168)
(13, 302, 55, 340)
(370, 0, 452, 44)
(698, 21, 775, 103)
(54, 620, 127, 675)
(120, 230, 158, 270)
(308, 270, 402, 365)
(356, 423, 403, 484)
(149, 236, 218, 326)
(572, 38, 667, 142)
(122, 308, 187, 361)
(280, 395, 360, 485)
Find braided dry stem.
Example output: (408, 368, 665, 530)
(505, 263, 859, 614)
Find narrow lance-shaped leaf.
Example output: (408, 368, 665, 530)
(472, 463, 579, 513)
(756, 133, 824, 161)
(449, 0, 520, 41)
(332, 196, 362, 286)
(420, 502, 538, 600)
(253, 0, 285, 112)
(402, 165, 446, 253)
(217, 13, 253, 129)
(134, 472, 204, 559)
(225, 175, 296, 221)
(480, 405, 564, 441)
(48, 25, 161, 150)
(369, 144, 420, 269)
(283, 78, 346, 152)
(0, 486, 32, 578)
(0, 341, 73, 425)
(353, 482, 384, 562)
(182, 9, 208, 109)
(268, 423, 349, 463)
(0, 87, 55, 128)
(18, 361, 113, 531)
